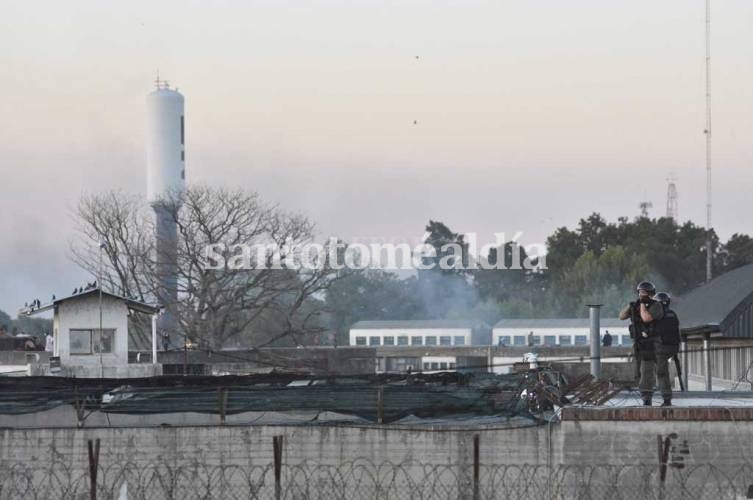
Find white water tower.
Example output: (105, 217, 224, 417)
(147, 81, 185, 204)
(146, 78, 185, 343)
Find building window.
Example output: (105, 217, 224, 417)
(574, 335, 588, 346)
(439, 336, 452, 346)
(369, 336, 380, 346)
(180, 116, 185, 145)
(560, 335, 572, 346)
(69, 329, 114, 355)
(423, 362, 430, 370)
(449, 362, 456, 369)
(383, 336, 395, 346)
(431, 362, 439, 370)
(425, 336, 437, 346)
(543, 335, 556, 346)
(439, 362, 448, 370)
(497, 336, 511, 346)
(355, 336, 366, 346)
(621, 336, 633, 346)
(513, 336, 525, 346)
(532, 336, 542, 345)
(411, 336, 423, 346)
(386, 357, 419, 372)
(397, 336, 409, 346)
(454, 336, 466, 346)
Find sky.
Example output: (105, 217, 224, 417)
(0, 0, 752, 315)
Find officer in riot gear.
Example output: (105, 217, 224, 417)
(619, 281, 664, 406)
(653, 292, 682, 406)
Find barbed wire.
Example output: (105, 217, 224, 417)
(1, 458, 752, 500)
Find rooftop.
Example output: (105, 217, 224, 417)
(20, 287, 160, 317)
(563, 390, 753, 421)
(674, 263, 753, 336)
(350, 320, 489, 330)
(493, 318, 626, 329)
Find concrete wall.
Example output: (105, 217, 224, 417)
(2, 417, 753, 498)
(0, 423, 547, 470)
(2, 418, 752, 469)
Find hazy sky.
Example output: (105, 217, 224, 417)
(1, 0, 751, 314)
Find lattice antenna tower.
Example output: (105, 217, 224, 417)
(666, 174, 678, 221)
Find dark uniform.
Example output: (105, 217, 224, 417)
(620, 299, 664, 403)
(654, 305, 681, 404)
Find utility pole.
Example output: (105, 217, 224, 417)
(704, 0, 713, 282)
(98, 240, 106, 378)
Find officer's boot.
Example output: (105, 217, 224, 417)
(661, 398, 672, 407)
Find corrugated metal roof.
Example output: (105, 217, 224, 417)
(493, 318, 626, 329)
(350, 320, 489, 330)
(22, 288, 160, 316)
(674, 263, 753, 336)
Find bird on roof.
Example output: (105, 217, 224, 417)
(52, 294, 55, 301)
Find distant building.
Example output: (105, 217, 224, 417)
(347, 319, 632, 375)
(492, 318, 631, 348)
(23, 288, 161, 378)
(349, 320, 492, 374)
(349, 320, 491, 347)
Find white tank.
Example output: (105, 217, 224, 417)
(146, 87, 185, 205)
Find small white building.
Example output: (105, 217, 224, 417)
(24, 288, 161, 378)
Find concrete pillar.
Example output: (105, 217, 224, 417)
(588, 304, 602, 379)
(703, 333, 712, 391)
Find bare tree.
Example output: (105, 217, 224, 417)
(72, 186, 344, 349)
(72, 191, 156, 300)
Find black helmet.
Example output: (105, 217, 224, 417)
(655, 292, 671, 306)
(636, 281, 656, 294)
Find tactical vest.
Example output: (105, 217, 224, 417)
(654, 308, 681, 345)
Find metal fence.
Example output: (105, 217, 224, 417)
(2, 457, 753, 500)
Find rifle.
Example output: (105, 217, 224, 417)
(628, 302, 640, 339)
(628, 302, 642, 381)
(673, 354, 685, 392)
